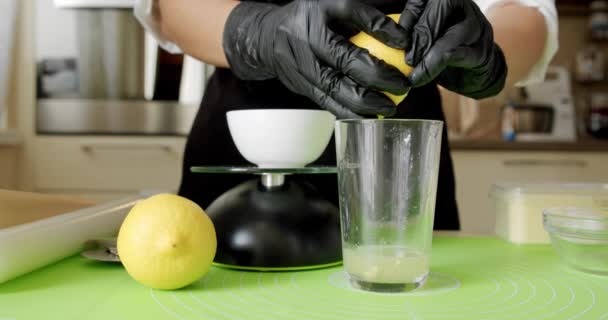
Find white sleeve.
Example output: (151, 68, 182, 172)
(133, 0, 182, 54)
(475, 0, 559, 86)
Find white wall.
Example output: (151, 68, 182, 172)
(36, 0, 78, 59)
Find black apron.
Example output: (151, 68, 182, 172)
(177, 1, 460, 231)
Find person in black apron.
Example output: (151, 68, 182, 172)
(176, 0, 508, 231)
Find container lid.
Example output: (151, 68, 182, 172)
(491, 182, 608, 197)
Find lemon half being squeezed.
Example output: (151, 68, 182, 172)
(349, 14, 413, 108)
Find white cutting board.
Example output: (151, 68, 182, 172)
(0, 191, 147, 283)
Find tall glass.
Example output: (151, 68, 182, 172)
(335, 119, 443, 292)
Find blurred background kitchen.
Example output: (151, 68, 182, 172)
(1, 0, 607, 235)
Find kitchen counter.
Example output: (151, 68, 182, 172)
(1, 236, 606, 320)
(450, 139, 608, 152)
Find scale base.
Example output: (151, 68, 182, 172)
(205, 177, 342, 271)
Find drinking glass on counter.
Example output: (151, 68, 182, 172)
(334, 119, 443, 292)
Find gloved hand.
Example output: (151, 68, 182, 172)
(223, 0, 411, 119)
(399, 0, 508, 99)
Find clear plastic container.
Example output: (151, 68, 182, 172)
(491, 183, 608, 244)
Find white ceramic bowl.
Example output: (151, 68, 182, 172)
(226, 109, 336, 168)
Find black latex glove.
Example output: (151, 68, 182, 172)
(399, 0, 508, 99)
(223, 0, 411, 119)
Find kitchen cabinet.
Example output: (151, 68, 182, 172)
(32, 136, 186, 202)
(0, 146, 18, 189)
(452, 150, 608, 235)
(30, 135, 608, 231)
(0, 131, 21, 189)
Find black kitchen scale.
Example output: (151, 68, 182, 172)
(190, 166, 342, 271)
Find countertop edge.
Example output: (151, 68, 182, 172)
(450, 140, 608, 152)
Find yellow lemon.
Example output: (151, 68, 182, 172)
(350, 14, 413, 106)
(117, 194, 217, 290)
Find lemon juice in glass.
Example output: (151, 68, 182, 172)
(335, 119, 442, 292)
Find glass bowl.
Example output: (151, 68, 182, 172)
(543, 207, 608, 275)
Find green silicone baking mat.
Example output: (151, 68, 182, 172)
(1, 236, 607, 320)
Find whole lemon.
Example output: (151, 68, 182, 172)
(117, 194, 217, 290)
(350, 14, 413, 105)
